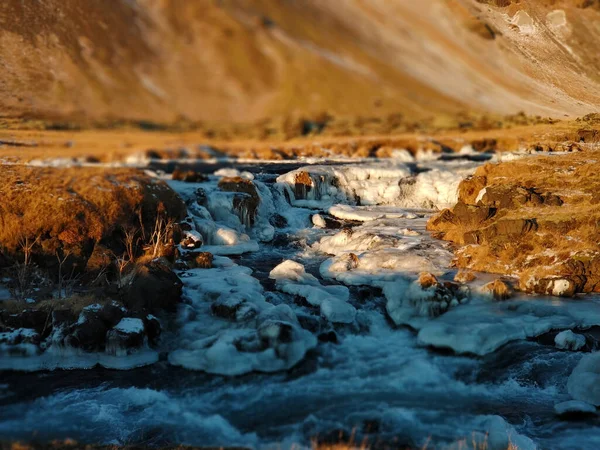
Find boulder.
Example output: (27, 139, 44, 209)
(122, 260, 183, 313)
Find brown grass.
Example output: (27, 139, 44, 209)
(0, 165, 185, 272)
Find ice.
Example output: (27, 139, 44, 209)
(320, 298, 356, 324)
(275, 162, 413, 208)
(269, 260, 350, 307)
(113, 318, 144, 334)
(555, 330, 586, 351)
(311, 213, 327, 228)
(568, 352, 600, 405)
(0, 347, 159, 371)
(169, 260, 318, 375)
(418, 298, 600, 356)
(554, 400, 597, 417)
(328, 204, 418, 222)
(214, 168, 254, 180)
(169, 305, 317, 375)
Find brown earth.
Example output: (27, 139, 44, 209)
(1, 0, 599, 126)
(427, 150, 600, 296)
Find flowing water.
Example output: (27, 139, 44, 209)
(2, 156, 600, 449)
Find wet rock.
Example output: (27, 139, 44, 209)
(144, 314, 162, 345)
(122, 260, 183, 313)
(269, 213, 288, 228)
(106, 318, 146, 356)
(171, 169, 208, 183)
(482, 279, 513, 301)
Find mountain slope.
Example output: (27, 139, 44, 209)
(0, 0, 598, 124)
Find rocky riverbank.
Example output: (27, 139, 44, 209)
(428, 150, 600, 296)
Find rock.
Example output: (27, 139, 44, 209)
(97, 302, 126, 328)
(554, 400, 597, 419)
(320, 298, 357, 324)
(123, 260, 183, 313)
(218, 176, 261, 227)
(529, 277, 578, 297)
(454, 270, 476, 283)
(68, 316, 108, 352)
(171, 169, 208, 183)
(294, 171, 313, 199)
(144, 314, 162, 345)
(482, 279, 513, 301)
(51, 309, 77, 328)
(555, 330, 586, 351)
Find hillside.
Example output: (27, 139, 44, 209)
(0, 0, 599, 125)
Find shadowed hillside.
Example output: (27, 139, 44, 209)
(0, 0, 599, 124)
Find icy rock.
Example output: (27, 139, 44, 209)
(312, 214, 327, 228)
(555, 330, 586, 351)
(106, 318, 146, 357)
(568, 352, 600, 405)
(211, 293, 259, 322)
(320, 298, 357, 324)
(180, 230, 203, 249)
(419, 299, 600, 356)
(169, 305, 317, 376)
(554, 400, 597, 418)
(385, 276, 465, 327)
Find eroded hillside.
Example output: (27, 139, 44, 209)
(0, 0, 599, 124)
